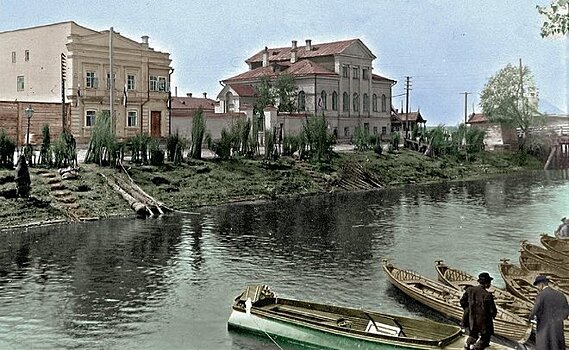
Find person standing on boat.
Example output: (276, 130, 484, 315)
(554, 217, 569, 238)
(459, 272, 497, 350)
(530, 275, 569, 350)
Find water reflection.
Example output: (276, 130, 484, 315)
(0, 170, 567, 349)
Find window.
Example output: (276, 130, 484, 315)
(373, 126, 378, 135)
(363, 94, 369, 112)
(127, 111, 137, 127)
(298, 91, 306, 111)
(362, 68, 369, 80)
(352, 66, 359, 79)
(127, 74, 136, 90)
(372, 94, 378, 112)
(149, 75, 158, 91)
(342, 92, 349, 112)
(158, 77, 167, 91)
(106, 73, 116, 89)
(11, 51, 16, 63)
(352, 93, 359, 112)
(320, 90, 327, 110)
(381, 94, 387, 112)
(86, 71, 98, 88)
(25, 50, 29, 62)
(381, 126, 387, 135)
(17, 76, 24, 91)
(332, 91, 338, 111)
(364, 123, 370, 133)
(85, 110, 97, 127)
(342, 65, 349, 78)
(344, 127, 350, 137)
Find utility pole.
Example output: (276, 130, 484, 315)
(61, 53, 67, 132)
(109, 27, 115, 135)
(460, 92, 471, 124)
(404, 76, 411, 138)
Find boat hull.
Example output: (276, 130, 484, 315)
(228, 309, 489, 350)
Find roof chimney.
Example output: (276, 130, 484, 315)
(262, 46, 269, 67)
(291, 40, 298, 64)
(175, 86, 178, 97)
(203, 92, 207, 99)
(141, 35, 149, 47)
(305, 39, 312, 51)
(187, 92, 192, 97)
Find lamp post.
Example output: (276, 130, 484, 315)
(25, 105, 34, 147)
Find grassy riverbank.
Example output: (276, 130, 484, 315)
(0, 148, 542, 229)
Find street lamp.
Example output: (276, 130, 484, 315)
(25, 105, 34, 146)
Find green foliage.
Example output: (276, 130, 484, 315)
(537, 0, 569, 37)
(301, 114, 335, 163)
(167, 132, 187, 165)
(353, 125, 371, 151)
(128, 133, 152, 164)
(264, 129, 277, 160)
(39, 124, 53, 167)
(209, 128, 233, 160)
(52, 131, 76, 168)
(15, 155, 30, 198)
(254, 76, 274, 116)
(274, 74, 297, 112)
(85, 111, 119, 166)
(425, 124, 486, 158)
(233, 117, 251, 156)
(23, 144, 34, 167)
(480, 63, 544, 149)
(282, 134, 301, 156)
(0, 129, 16, 168)
(190, 108, 206, 160)
(149, 138, 164, 166)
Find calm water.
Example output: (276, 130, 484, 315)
(0, 170, 568, 350)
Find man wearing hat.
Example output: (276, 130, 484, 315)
(459, 272, 497, 349)
(554, 217, 569, 238)
(530, 275, 569, 349)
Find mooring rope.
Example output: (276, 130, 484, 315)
(249, 314, 284, 350)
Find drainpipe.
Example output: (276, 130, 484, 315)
(168, 67, 174, 135)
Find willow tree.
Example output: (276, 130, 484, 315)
(479, 63, 543, 150)
(537, 0, 569, 37)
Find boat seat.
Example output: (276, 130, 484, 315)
(365, 320, 401, 337)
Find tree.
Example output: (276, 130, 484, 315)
(274, 74, 297, 112)
(480, 63, 543, 150)
(537, 0, 569, 37)
(190, 108, 206, 159)
(253, 76, 274, 116)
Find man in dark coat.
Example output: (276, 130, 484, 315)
(459, 272, 497, 349)
(530, 275, 569, 350)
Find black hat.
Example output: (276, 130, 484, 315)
(477, 272, 494, 284)
(533, 275, 549, 285)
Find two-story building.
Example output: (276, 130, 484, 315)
(0, 21, 172, 144)
(217, 39, 396, 141)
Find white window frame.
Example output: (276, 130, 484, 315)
(17, 76, 24, 91)
(158, 76, 167, 92)
(85, 110, 97, 127)
(86, 71, 98, 89)
(127, 74, 136, 90)
(127, 110, 138, 127)
(11, 51, 16, 63)
(352, 66, 359, 79)
(342, 65, 349, 78)
(149, 75, 158, 91)
(106, 72, 116, 89)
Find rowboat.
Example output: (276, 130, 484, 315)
(382, 260, 532, 344)
(498, 259, 540, 303)
(434, 260, 533, 318)
(519, 248, 569, 284)
(540, 233, 569, 258)
(227, 285, 512, 349)
(520, 240, 569, 270)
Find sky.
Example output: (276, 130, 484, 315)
(0, 0, 567, 125)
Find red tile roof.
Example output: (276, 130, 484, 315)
(223, 60, 336, 82)
(171, 96, 216, 110)
(245, 39, 365, 63)
(229, 84, 256, 97)
(467, 113, 488, 124)
(391, 111, 426, 123)
(372, 74, 396, 83)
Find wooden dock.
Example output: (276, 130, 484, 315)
(544, 135, 569, 170)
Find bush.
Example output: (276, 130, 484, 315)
(85, 111, 118, 166)
(128, 133, 152, 164)
(53, 131, 76, 168)
(282, 135, 301, 156)
(209, 128, 233, 160)
(302, 114, 335, 163)
(39, 124, 53, 167)
(149, 138, 164, 166)
(189, 108, 206, 160)
(353, 125, 371, 151)
(167, 132, 187, 164)
(0, 129, 16, 168)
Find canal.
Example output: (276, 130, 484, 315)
(0, 170, 567, 349)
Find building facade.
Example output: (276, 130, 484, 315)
(217, 39, 396, 141)
(0, 21, 172, 143)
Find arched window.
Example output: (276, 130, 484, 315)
(363, 93, 369, 112)
(372, 94, 378, 112)
(320, 90, 327, 110)
(342, 92, 349, 112)
(332, 91, 338, 111)
(225, 91, 234, 113)
(353, 93, 359, 112)
(381, 94, 387, 112)
(298, 91, 306, 111)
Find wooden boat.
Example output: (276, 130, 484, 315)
(227, 285, 513, 349)
(520, 240, 569, 271)
(434, 260, 533, 318)
(499, 259, 540, 303)
(540, 233, 569, 258)
(382, 261, 532, 344)
(519, 249, 569, 287)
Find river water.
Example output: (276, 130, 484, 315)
(0, 170, 567, 350)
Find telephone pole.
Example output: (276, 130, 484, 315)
(61, 53, 67, 132)
(404, 76, 412, 138)
(460, 92, 471, 124)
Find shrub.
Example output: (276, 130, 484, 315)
(189, 108, 206, 159)
(0, 129, 16, 168)
(39, 124, 53, 167)
(167, 132, 187, 164)
(302, 114, 335, 163)
(52, 131, 76, 168)
(85, 111, 118, 166)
